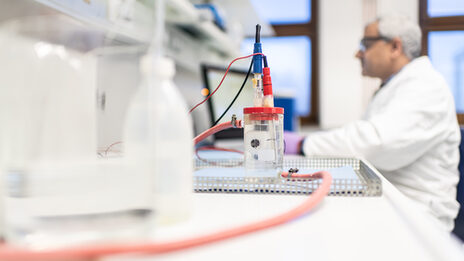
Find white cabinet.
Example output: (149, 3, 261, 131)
(0, 0, 273, 71)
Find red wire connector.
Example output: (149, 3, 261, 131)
(262, 56, 274, 107)
(263, 67, 273, 96)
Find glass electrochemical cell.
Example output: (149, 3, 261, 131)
(243, 107, 284, 177)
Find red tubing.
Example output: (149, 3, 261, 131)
(263, 67, 273, 96)
(281, 172, 318, 178)
(0, 120, 333, 260)
(194, 120, 242, 146)
(0, 171, 332, 261)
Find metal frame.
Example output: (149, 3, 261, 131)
(194, 157, 382, 197)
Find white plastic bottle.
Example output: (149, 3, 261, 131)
(124, 55, 193, 224)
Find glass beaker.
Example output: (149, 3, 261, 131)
(243, 107, 284, 177)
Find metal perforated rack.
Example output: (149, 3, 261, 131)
(194, 157, 382, 197)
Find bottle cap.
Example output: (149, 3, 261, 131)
(243, 107, 284, 114)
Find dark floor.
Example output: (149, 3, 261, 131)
(453, 128, 464, 241)
(454, 210, 464, 241)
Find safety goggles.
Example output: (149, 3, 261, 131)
(359, 36, 392, 52)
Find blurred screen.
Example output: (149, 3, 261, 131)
(202, 65, 252, 139)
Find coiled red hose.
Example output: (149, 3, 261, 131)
(194, 119, 242, 145)
(0, 121, 332, 260)
(0, 171, 331, 261)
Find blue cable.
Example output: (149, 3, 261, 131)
(253, 24, 262, 74)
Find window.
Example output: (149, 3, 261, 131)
(427, 0, 464, 17)
(428, 31, 464, 112)
(244, 0, 318, 123)
(241, 36, 311, 116)
(252, 0, 311, 24)
(420, 0, 464, 123)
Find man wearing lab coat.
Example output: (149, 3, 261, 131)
(285, 14, 461, 231)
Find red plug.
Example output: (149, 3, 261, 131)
(263, 67, 273, 96)
(262, 56, 274, 107)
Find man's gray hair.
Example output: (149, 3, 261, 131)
(377, 14, 422, 59)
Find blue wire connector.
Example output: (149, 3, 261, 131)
(253, 24, 262, 74)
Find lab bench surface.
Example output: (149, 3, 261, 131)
(103, 172, 464, 261)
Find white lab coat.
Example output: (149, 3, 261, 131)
(303, 56, 461, 231)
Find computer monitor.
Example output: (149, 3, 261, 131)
(201, 64, 253, 140)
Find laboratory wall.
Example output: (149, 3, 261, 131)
(377, 0, 419, 23)
(173, 66, 210, 136)
(95, 53, 208, 149)
(318, 0, 419, 129)
(96, 51, 141, 149)
(318, 0, 364, 129)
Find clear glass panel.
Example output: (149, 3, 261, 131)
(428, 0, 464, 17)
(250, 0, 311, 24)
(428, 31, 464, 112)
(241, 36, 311, 116)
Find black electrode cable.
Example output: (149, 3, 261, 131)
(212, 59, 254, 127)
(255, 24, 261, 43)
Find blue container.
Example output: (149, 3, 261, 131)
(274, 96, 296, 131)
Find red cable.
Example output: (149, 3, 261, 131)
(189, 53, 264, 114)
(0, 171, 332, 260)
(193, 120, 242, 146)
(281, 172, 317, 178)
(0, 120, 333, 260)
(104, 141, 122, 156)
(196, 146, 243, 154)
(263, 67, 273, 96)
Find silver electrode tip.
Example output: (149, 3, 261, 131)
(231, 114, 237, 127)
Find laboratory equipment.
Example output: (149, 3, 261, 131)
(252, 25, 264, 107)
(0, 16, 154, 248)
(244, 30, 284, 177)
(243, 107, 284, 177)
(190, 23, 284, 178)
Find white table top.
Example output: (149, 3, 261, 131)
(104, 159, 464, 261)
